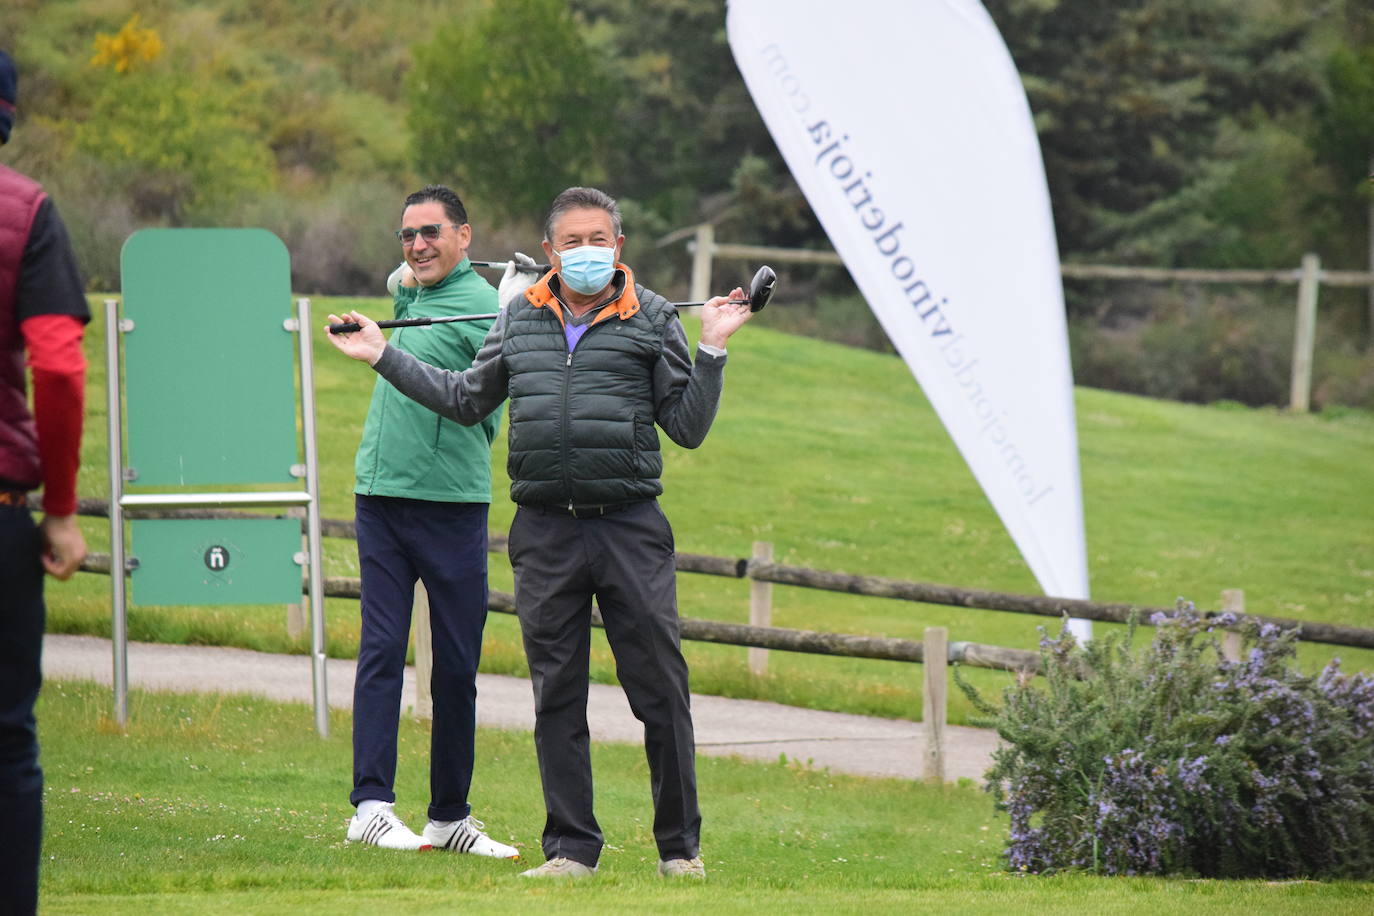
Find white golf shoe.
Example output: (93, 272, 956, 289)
(345, 802, 431, 850)
(422, 815, 520, 859)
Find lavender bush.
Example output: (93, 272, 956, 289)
(955, 606, 1374, 877)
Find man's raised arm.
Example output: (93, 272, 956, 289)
(324, 309, 510, 425)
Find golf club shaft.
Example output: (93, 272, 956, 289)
(470, 260, 771, 310)
(470, 263, 752, 306)
(469, 259, 549, 273)
(329, 313, 500, 334)
(354, 263, 773, 323)
(672, 298, 751, 307)
(331, 295, 751, 334)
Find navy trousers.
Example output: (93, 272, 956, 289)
(0, 506, 44, 916)
(507, 500, 700, 868)
(351, 495, 490, 822)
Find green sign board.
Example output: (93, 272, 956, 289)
(120, 229, 297, 487)
(131, 518, 304, 606)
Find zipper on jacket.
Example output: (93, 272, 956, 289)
(560, 344, 574, 503)
(366, 284, 418, 495)
(558, 314, 604, 507)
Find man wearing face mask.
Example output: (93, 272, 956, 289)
(326, 186, 756, 881)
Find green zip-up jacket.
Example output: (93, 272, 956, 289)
(353, 258, 503, 502)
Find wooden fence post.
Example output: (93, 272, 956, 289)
(413, 582, 433, 720)
(688, 223, 715, 309)
(922, 626, 948, 784)
(748, 541, 773, 676)
(1220, 589, 1244, 663)
(1290, 253, 1321, 413)
(285, 602, 305, 641)
(1368, 153, 1374, 349)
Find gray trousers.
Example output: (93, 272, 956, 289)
(507, 500, 700, 868)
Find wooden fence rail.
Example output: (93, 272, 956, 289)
(687, 228, 1374, 413)
(728, 562, 1374, 651)
(75, 550, 1040, 674)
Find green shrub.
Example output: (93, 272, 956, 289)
(1067, 286, 1294, 406)
(957, 608, 1374, 877)
(73, 70, 276, 224)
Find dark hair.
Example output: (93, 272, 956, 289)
(544, 187, 622, 242)
(402, 185, 468, 225)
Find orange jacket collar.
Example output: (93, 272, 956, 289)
(523, 264, 641, 327)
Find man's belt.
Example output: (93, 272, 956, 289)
(521, 500, 647, 519)
(0, 489, 29, 508)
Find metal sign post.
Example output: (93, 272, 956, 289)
(294, 296, 330, 737)
(108, 229, 329, 736)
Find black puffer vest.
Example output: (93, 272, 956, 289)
(502, 280, 674, 507)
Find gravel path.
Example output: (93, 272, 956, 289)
(43, 634, 999, 784)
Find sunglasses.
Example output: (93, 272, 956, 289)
(395, 223, 462, 246)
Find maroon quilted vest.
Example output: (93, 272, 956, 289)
(0, 163, 46, 489)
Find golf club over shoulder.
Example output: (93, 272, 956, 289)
(328, 263, 777, 335)
(469, 259, 777, 311)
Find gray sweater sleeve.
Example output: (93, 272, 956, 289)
(371, 309, 510, 425)
(653, 315, 727, 449)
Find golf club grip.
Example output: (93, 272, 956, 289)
(667, 298, 751, 308)
(330, 319, 437, 333)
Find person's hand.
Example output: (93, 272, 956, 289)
(698, 286, 753, 349)
(498, 252, 539, 306)
(386, 262, 415, 296)
(324, 311, 387, 366)
(39, 514, 86, 580)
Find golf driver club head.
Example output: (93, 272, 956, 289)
(748, 264, 777, 312)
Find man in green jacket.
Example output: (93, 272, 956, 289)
(344, 185, 520, 857)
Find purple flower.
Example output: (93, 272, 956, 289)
(980, 602, 1370, 878)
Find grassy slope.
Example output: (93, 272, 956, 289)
(37, 682, 1374, 914)
(47, 294, 1374, 723)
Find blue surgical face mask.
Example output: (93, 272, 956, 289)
(557, 244, 616, 295)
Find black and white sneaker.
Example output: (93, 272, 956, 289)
(345, 802, 431, 850)
(423, 816, 520, 859)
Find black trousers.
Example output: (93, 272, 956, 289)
(508, 500, 700, 867)
(351, 495, 490, 822)
(0, 506, 44, 916)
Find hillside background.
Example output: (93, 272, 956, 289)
(4, 0, 1374, 410)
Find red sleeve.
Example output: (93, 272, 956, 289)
(20, 313, 86, 516)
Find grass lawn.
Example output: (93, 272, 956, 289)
(45, 294, 1374, 725)
(36, 681, 1374, 914)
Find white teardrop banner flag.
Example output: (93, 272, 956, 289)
(727, 0, 1090, 619)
